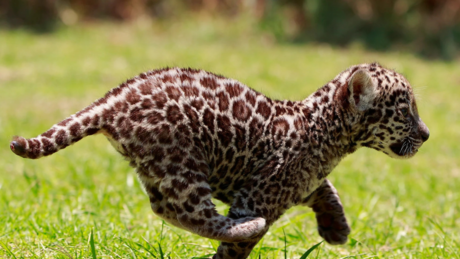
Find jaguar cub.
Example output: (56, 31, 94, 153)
(11, 63, 429, 258)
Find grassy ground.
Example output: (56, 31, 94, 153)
(1, 17, 459, 258)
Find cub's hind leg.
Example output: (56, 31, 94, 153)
(143, 182, 184, 229)
(213, 235, 266, 259)
(302, 179, 350, 245)
(213, 186, 289, 259)
(141, 161, 266, 243)
(212, 209, 270, 259)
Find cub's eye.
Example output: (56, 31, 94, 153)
(400, 107, 409, 117)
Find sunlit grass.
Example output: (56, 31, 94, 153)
(1, 17, 459, 258)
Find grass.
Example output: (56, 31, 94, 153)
(1, 17, 460, 258)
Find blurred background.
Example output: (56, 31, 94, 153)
(1, 0, 460, 60)
(1, 1, 459, 258)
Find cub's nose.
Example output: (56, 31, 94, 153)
(421, 129, 429, 142)
(419, 120, 429, 142)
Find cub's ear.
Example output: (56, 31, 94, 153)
(348, 69, 376, 111)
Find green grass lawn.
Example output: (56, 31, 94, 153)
(1, 17, 459, 258)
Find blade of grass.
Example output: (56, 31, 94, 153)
(48, 243, 74, 259)
(299, 241, 323, 259)
(158, 243, 164, 259)
(283, 228, 287, 259)
(89, 229, 97, 259)
(134, 241, 157, 258)
(0, 240, 18, 259)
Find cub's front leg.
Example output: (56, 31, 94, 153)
(302, 179, 350, 245)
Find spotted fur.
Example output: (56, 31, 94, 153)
(10, 63, 429, 258)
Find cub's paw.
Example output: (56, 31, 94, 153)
(230, 217, 267, 241)
(315, 211, 350, 245)
(312, 201, 350, 245)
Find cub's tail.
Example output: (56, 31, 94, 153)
(10, 69, 159, 159)
(9, 86, 124, 159)
(10, 110, 104, 159)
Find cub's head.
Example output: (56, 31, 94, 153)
(340, 63, 429, 159)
